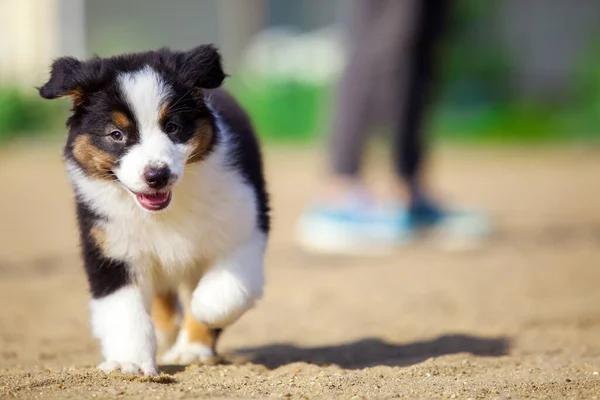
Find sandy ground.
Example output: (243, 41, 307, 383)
(1, 141, 600, 399)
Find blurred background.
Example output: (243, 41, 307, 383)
(1, 0, 600, 144)
(1, 1, 600, 397)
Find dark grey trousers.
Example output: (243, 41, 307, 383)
(328, 0, 451, 187)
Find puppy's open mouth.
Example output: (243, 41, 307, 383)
(135, 191, 172, 211)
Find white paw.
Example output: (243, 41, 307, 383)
(98, 360, 158, 376)
(161, 342, 215, 364)
(191, 287, 254, 328)
(191, 271, 261, 328)
(191, 235, 265, 328)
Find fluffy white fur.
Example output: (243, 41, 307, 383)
(192, 232, 266, 328)
(91, 286, 157, 375)
(68, 67, 266, 375)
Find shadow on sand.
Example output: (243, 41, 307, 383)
(232, 334, 510, 370)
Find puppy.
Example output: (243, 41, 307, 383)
(38, 45, 269, 375)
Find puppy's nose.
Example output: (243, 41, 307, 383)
(144, 166, 171, 189)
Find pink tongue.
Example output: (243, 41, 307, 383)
(138, 193, 169, 205)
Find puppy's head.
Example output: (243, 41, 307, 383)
(39, 45, 225, 211)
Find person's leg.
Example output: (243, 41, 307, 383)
(297, 0, 421, 254)
(393, 0, 451, 205)
(323, 0, 420, 204)
(327, 0, 378, 180)
(391, 0, 491, 244)
(317, 0, 384, 205)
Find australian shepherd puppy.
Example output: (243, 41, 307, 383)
(38, 45, 269, 376)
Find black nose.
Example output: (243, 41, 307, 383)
(144, 166, 171, 189)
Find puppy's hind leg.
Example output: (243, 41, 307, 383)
(161, 281, 222, 364)
(152, 292, 180, 354)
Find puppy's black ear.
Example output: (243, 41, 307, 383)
(38, 57, 83, 100)
(178, 44, 226, 89)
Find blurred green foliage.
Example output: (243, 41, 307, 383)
(229, 0, 599, 145)
(0, 87, 66, 144)
(438, 1, 511, 108)
(567, 39, 600, 138)
(229, 67, 600, 146)
(432, 0, 599, 144)
(228, 79, 332, 144)
(0, 0, 598, 146)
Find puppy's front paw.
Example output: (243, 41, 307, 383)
(191, 279, 257, 328)
(98, 360, 158, 376)
(191, 237, 265, 328)
(161, 342, 216, 364)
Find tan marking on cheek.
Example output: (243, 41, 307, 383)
(72, 135, 117, 181)
(187, 119, 214, 164)
(111, 111, 131, 130)
(90, 226, 108, 254)
(152, 292, 180, 349)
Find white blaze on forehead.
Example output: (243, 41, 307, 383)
(116, 67, 190, 196)
(118, 67, 171, 131)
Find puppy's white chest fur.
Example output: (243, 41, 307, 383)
(68, 141, 258, 281)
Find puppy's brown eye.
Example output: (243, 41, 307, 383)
(109, 130, 125, 141)
(165, 122, 180, 134)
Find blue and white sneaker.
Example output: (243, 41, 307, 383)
(295, 199, 491, 255)
(407, 200, 491, 250)
(295, 201, 412, 255)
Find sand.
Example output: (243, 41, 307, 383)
(0, 142, 599, 399)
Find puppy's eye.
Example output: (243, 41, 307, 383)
(165, 122, 180, 134)
(109, 130, 125, 141)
